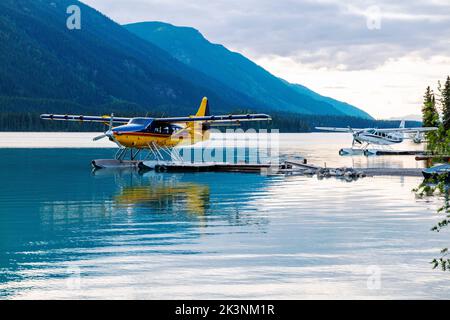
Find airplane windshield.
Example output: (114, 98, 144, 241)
(129, 118, 152, 126)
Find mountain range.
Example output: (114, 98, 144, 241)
(0, 0, 373, 131)
(125, 21, 372, 119)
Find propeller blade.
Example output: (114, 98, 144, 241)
(94, 114, 116, 142)
(109, 113, 114, 130)
(94, 114, 123, 148)
(93, 134, 107, 141)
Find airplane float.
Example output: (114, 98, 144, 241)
(316, 121, 437, 156)
(40, 97, 271, 168)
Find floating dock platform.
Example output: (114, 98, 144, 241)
(415, 155, 450, 161)
(138, 161, 277, 173)
(362, 167, 423, 177)
(369, 150, 431, 156)
(92, 159, 424, 178)
(339, 148, 430, 157)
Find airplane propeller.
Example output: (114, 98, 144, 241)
(348, 127, 362, 147)
(92, 114, 121, 147)
(93, 133, 108, 141)
(413, 131, 422, 144)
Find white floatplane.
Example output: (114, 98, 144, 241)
(316, 121, 437, 156)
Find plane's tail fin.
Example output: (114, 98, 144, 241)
(185, 97, 210, 144)
(399, 120, 405, 129)
(195, 97, 210, 117)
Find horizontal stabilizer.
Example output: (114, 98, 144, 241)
(375, 127, 438, 133)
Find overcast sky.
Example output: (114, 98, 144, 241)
(83, 0, 450, 119)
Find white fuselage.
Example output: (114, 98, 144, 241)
(356, 130, 403, 145)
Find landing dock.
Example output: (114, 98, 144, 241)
(371, 150, 431, 156)
(91, 157, 424, 178)
(362, 167, 422, 177)
(130, 160, 424, 178)
(138, 161, 277, 173)
(283, 160, 422, 177)
(340, 148, 431, 156)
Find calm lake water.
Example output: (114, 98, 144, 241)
(0, 133, 448, 299)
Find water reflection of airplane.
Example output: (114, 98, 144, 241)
(91, 169, 209, 215)
(40, 97, 271, 167)
(112, 171, 272, 229)
(316, 121, 437, 155)
(115, 182, 210, 216)
(40, 168, 271, 232)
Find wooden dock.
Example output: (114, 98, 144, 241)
(139, 161, 276, 173)
(91, 158, 425, 179)
(339, 148, 431, 156)
(136, 160, 424, 177)
(371, 150, 430, 156)
(362, 167, 423, 177)
(284, 160, 320, 170)
(415, 155, 450, 161)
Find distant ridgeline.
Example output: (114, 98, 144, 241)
(0, 0, 383, 132)
(0, 96, 419, 132)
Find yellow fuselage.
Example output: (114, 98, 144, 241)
(113, 123, 208, 149)
(114, 132, 180, 149)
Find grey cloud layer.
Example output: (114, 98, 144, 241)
(84, 0, 450, 70)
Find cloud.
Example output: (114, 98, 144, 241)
(256, 54, 450, 118)
(83, 0, 450, 70)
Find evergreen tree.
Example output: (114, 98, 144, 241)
(440, 76, 450, 131)
(422, 86, 439, 128)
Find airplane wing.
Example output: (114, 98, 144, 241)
(315, 127, 365, 132)
(154, 114, 272, 123)
(316, 126, 438, 133)
(40, 114, 130, 124)
(375, 127, 438, 133)
(40, 113, 271, 125)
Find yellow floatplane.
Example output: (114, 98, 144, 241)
(40, 97, 271, 169)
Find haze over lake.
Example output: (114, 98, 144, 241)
(0, 133, 448, 299)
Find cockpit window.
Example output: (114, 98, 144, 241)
(146, 122, 182, 135)
(128, 118, 152, 126)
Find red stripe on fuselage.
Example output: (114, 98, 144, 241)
(113, 131, 172, 137)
